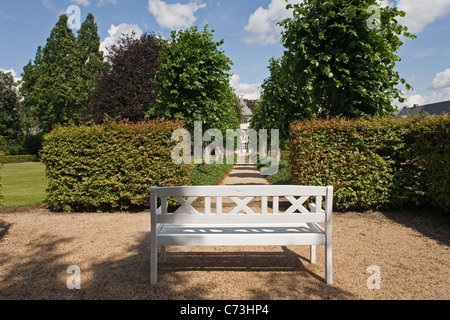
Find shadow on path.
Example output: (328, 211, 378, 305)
(382, 209, 450, 247)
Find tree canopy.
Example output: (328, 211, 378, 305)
(252, 0, 415, 142)
(0, 70, 22, 141)
(20, 13, 106, 134)
(155, 25, 240, 133)
(88, 33, 161, 124)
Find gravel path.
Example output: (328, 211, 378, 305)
(0, 164, 449, 300)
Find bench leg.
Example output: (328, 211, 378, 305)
(325, 244, 333, 285)
(150, 237, 157, 285)
(159, 246, 167, 263)
(310, 245, 316, 264)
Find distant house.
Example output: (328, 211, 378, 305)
(243, 98, 259, 112)
(397, 100, 450, 118)
(239, 97, 253, 154)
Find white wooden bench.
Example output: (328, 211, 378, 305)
(150, 185, 333, 285)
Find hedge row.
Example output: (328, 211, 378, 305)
(41, 119, 192, 212)
(0, 161, 3, 207)
(290, 115, 449, 212)
(0, 155, 39, 164)
(192, 163, 234, 186)
(257, 150, 290, 185)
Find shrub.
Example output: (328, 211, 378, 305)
(192, 163, 234, 186)
(41, 119, 192, 212)
(0, 155, 38, 164)
(257, 150, 291, 185)
(0, 161, 3, 207)
(289, 115, 449, 212)
(404, 115, 450, 210)
(290, 117, 400, 211)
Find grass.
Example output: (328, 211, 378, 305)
(0, 161, 234, 210)
(257, 150, 291, 185)
(0, 162, 47, 208)
(192, 163, 234, 186)
(265, 160, 290, 185)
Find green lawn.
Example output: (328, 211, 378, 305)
(0, 162, 47, 208)
(0, 161, 234, 209)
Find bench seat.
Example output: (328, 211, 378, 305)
(157, 223, 326, 246)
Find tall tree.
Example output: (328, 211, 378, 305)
(20, 14, 105, 134)
(279, 0, 415, 117)
(155, 26, 240, 133)
(0, 71, 22, 141)
(76, 13, 107, 113)
(87, 33, 160, 123)
(251, 57, 295, 144)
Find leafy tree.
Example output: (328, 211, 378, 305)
(88, 33, 160, 123)
(253, 0, 415, 142)
(251, 57, 294, 145)
(76, 13, 107, 113)
(0, 70, 25, 154)
(155, 26, 240, 133)
(20, 14, 105, 134)
(279, 0, 415, 117)
(0, 71, 22, 140)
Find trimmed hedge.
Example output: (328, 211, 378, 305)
(192, 163, 234, 186)
(41, 119, 192, 212)
(290, 115, 449, 212)
(403, 115, 450, 210)
(257, 150, 290, 185)
(0, 155, 39, 164)
(0, 161, 3, 207)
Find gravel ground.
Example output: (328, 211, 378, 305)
(0, 207, 448, 300)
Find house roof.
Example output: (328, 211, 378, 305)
(397, 100, 450, 118)
(239, 97, 253, 117)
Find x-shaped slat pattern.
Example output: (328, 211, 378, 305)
(165, 196, 312, 215)
(284, 196, 310, 214)
(173, 197, 200, 215)
(229, 197, 255, 214)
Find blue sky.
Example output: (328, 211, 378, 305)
(1, 0, 450, 109)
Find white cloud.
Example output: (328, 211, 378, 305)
(97, 0, 117, 6)
(244, 0, 295, 45)
(397, 88, 450, 109)
(148, 0, 206, 30)
(71, 0, 91, 7)
(100, 23, 144, 55)
(430, 68, 450, 90)
(0, 68, 21, 83)
(230, 74, 261, 100)
(396, 0, 450, 34)
(42, 0, 56, 11)
(396, 68, 450, 109)
(43, 0, 116, 10)
(243, 0, 450, 45)
(0, 68, 16, 78)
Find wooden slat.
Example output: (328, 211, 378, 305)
(285, 196, 310, 214)
(216, 197, 222, 215)
(229, 197, 255, 215)
(315, 196, 322, 214)
(156, 213, 326, 224)
(152, 185, 327, 198)
(273, 196, 279, 214)
(174, 197, 199, 215)
(161, 197, 167, 215)
(261, 197, 268, 214)
(205, 197, 211, 214)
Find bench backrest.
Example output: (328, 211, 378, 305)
(150, 185, 333, 225)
